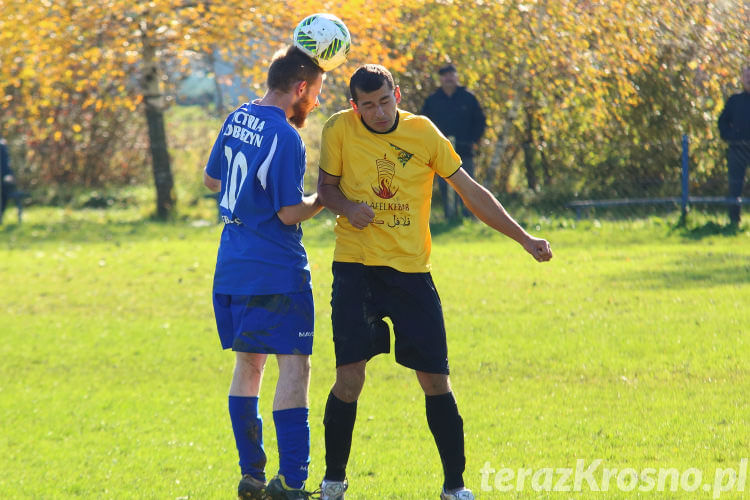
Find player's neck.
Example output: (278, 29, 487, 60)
(257, 90, 294, 118)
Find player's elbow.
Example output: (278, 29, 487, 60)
(203, 172, 221, 192)
(317, 183, 339, 209)
(316, 188, 329, 208)
(277, 206, 301, 226)
(316, 176, 327, 197)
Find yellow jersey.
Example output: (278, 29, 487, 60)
(320, 109, 462, 272)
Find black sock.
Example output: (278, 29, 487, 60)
(323, 391, 357, 481)
(426, 392, 465, 490)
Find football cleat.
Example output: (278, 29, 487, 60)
(440, 487, 475, 500)
(238, 474, 267, 500)
(319, 478, 348, 500)
(266, 475, 319, 499)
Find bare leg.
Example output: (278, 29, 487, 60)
(230, 352, 267, 396)
(332, 360, 367, 402)
(416, 371, 451, 395)
(273, 354, 311, 411)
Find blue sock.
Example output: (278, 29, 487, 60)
(228, 396, 266, 481)
(273, 407, 310, 489)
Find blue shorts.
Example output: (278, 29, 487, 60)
(330, 262, 449, 374)
(213, 291, 314, 354)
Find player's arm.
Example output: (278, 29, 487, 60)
(203, 169, 221, 192)
(277, 194, 324, 226)
(446, 168, 552, 262)
(317, 168, 374, 230)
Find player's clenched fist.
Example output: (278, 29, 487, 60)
(523, 236, 553, 262)
(345, 202, 375, 229)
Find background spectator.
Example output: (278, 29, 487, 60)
(421, 63, 486, 219)
(1, 136, 16, 224)
(718, 64, 750, 225)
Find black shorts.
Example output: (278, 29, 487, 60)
(330, 262, 449, 374)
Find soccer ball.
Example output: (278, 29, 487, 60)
(293, 13, 351, 72)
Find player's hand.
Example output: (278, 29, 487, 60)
(524, 236, 553, 262)
(345, 202, 375, 229)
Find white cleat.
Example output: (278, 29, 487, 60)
(440, 487, 475, 500)
(320, 479, 348, 500)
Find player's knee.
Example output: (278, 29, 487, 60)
(416, 371, 451, 395)
(334, 362, 366, 401)
(236, 353, 265, 376)
(297, 356, 312, 378)
(277, 354, 311, 380)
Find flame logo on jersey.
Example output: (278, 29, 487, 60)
(372, 154, 399, 199)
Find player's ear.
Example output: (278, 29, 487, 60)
(295, 80, 308, 97)
(394, 85, 402, 104)
(349, 98, 359, 113)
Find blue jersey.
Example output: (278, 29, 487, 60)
(206, 103, 311, 295)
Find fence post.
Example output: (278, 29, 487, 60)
(681, 134, 689, 218)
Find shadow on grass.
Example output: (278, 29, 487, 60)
(1, 210, 343, 248)
(429, 217, 467, 237)
(672, 220, 746, 240)
(604, 252, 750, 289)
(1, 215, 218, 247)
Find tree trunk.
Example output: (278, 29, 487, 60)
(489, 54, 528, 194)
(206, 49, 225, 116)
(522, 108, 538, 191)
(145, 104, 174, 219)
(141, 23, 175, 219)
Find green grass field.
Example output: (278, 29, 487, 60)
(1, 206, 748, 499)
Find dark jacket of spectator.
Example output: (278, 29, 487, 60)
(718, 91, 750, 148)
(421, 87, 486, 158)
(0, 139, 11, 180)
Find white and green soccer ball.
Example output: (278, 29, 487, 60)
(293, 13, 351, 72)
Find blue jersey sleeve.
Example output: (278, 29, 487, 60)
(266, 132, 305, 213)
(205, 118, 230, 180)
(205, 136, 223, 180)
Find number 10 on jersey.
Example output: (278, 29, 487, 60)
(220, 146, 248, 212)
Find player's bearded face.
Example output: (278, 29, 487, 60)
(290, 76, 322, 129)
(290, 94, 313, 128)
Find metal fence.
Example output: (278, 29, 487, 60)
(567, 136, 749, 221)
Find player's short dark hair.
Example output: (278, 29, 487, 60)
(267, 46, 323, 93)
(349, 64, 395, 102)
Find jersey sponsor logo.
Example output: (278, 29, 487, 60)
(355, 199, 410, 211)
(221, 215, 243, 225)
(388, 143, 414, 167)
(371, 154, 399, 199)
(298, 331, 314, 337)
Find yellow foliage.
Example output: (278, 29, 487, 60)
(0, 0, 746, 189)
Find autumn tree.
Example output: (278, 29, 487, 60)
(2, 0, 747, 211)
(1, 0, 417, 216)
(394, 0, 749, 199)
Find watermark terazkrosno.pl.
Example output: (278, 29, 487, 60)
(480, 459, 747, 498)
